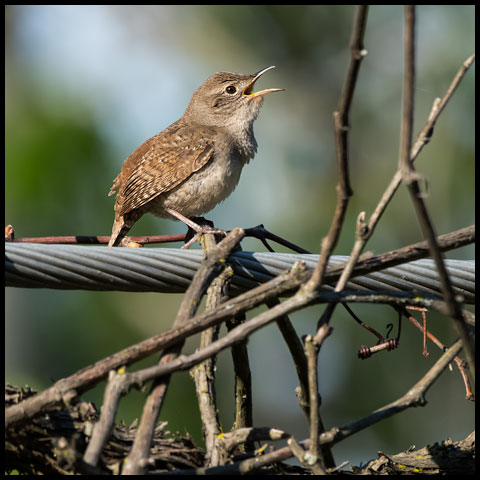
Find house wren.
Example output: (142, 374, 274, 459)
(108, 66, 283, 247)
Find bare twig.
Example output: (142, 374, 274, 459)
(399, 7, 474, 377)
(5, 226, 473, 429)
(123, 228, 245, 474)
(266, 297, 310, 418)
(402, 307, 474, 400)
(191, 235, 232, 467)
(299, 10, 369, 467)
(367, 54, 475, 236)
(305, 325, 333, 472)
(306, 5, 369, 293)
(226, 312, 253, 435)
(83, 369, 128, 467)
(85, 292, 467, 418)
(221, 426, 289, 453)
(173, 337, 464, 475)
(50, 324, 471, 476)
(324, 339, 464, 445)
(349, 50, 475, 271)
(399, 5, 416, 178)
(316, 51, 476, 334)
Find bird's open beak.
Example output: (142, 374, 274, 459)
(242, 65, 284, 98)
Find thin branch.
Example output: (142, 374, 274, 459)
(95, 291, 464, 399)
(123, 228, 245, 474)
(325, 339, 464, 446)
(5, 226, 473, 429)
(266, 297, 310, 419)
(306, 5, 369, 291)
(83, 369, 127, 467)
(227, 312, 253, 434)
(316, 51, 476, 331)
(367, 53, 475, 234)
(399, 5, 416, 178)
(221, 426, 289, 453)
(297, 13, 371, 466)
(399, 7, 475, 376)
(305, 325, 333, 472)
(173, 337, 463, 475)
(402, 307, 474, 400)
(191, 237, 231, 467)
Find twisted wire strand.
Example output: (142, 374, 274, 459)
(5, 243, 475, 303)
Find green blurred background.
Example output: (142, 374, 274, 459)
(5, 5, 474, 468)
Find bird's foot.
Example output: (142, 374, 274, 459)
(163, 208, 229, 248)
(182, 217, 226, 249)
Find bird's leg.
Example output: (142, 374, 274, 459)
(164, 208, 225, 234)
(163, 208, 226, 249)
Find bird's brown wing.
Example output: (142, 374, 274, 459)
(110, 123, 214, 217)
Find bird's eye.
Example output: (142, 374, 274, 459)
(225, 85, 237, 95)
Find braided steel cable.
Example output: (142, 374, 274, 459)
(5, 243, 475, 303)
